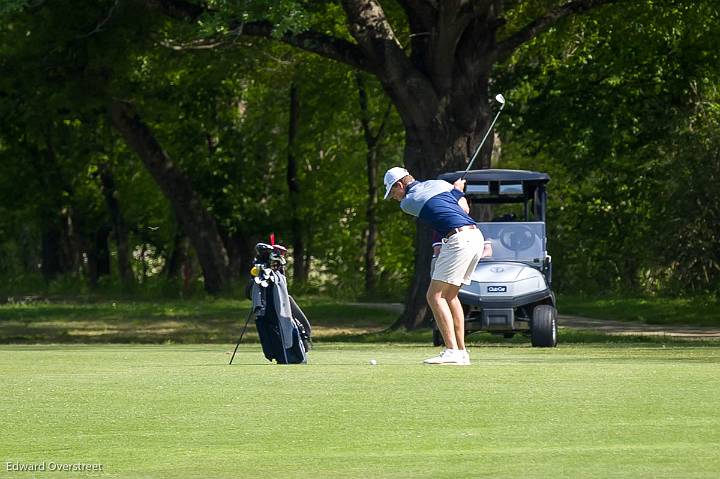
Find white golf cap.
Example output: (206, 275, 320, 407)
(383, 167, 409, 199)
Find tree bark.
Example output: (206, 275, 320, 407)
(356, 73, 391, 294)
(287, 82, 307, 283)
(40, 221, 64, 281)
(87, 225, 111, 287)
(224, 231, 254, 280)
(98, 163, 133, 287)
(392, 223, 434, 329)
(166, 227, 189, 280)
(38, 131, 81, 280)
(109, 100, 230, 293)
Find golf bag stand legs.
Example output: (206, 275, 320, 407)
(229, 308, 255, 365)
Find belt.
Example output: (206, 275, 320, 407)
(445, 224, 477, 239)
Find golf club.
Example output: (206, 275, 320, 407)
(461, 94, 506, 180)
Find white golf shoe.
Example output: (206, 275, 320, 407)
(423, 348, 468, 365)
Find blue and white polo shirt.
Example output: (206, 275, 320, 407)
(400, 180, 476, 236)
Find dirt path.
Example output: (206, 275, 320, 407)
(558, 315, 720, 339)
(350, 303, 720, 339)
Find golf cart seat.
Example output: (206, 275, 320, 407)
(492, 213, 517, 222)
(484, 238, 512, 260)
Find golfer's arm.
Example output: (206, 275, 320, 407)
(458, 197, 470, 214)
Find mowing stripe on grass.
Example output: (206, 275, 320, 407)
(1, 344, 719, 478)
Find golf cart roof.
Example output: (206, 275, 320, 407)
(438, 169, 550, 201)
(438, 169, 550, 220)
(438, 169, 550, 184)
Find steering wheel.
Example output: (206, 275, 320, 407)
(498, 225, 536, 251)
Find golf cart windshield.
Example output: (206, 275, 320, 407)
(478, 222, 546, 262)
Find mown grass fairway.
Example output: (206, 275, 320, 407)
(2, 343, 720, 478)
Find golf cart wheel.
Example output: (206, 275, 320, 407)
(531, 305, 558, 348)
(432, 326, 444, 347)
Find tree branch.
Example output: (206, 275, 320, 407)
(340, 0, 438, 128)
(356, 73, 376, 148)
(496, 0, 621, 60)
(395, 0, 437, 71)
(341, 0, 405, 55)
(374, 100, 393, 144)
(235, 20, 373, 74)
(142, 0, 373, 73)
(430, 1, 479, 94)
(76, 0, 119, 39)
(143, 0, 205, 21)
(396, 0, 437, 33)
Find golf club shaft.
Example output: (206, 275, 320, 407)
(461, 104, 505, 180)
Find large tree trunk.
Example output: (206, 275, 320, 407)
(87, 225, 112, 287)
(40, 220, 64, 281)
(109, 100, 230, 293)
(98, 163, 133, 287)
(224, 231, 254, 280)
(37, 130, 82, 280)
(166, 227, 189, 280)
(41, 214, 80, 280)
(363, 147, 379, 293)
(287, 82, 307, 283)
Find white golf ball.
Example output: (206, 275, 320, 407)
(369, 359, 377, 365)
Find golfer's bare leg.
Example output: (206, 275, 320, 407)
(445, 292, 465, 350)
(426, 280, 458, 350)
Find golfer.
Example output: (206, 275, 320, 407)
(384, 166, 485, 365)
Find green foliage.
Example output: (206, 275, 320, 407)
(0, 0, 27, 16)
(0, 0, 410, 297)
(1, 0, 718, 301)
(497, 0, 720, 296)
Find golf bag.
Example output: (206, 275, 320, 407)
(249, 243, 311, 364)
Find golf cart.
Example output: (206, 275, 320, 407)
(434, 169, 558, 347)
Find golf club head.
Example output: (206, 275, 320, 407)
(255, 243, 274, 254)
(270, 254, 286, 266)
(495, 94, 506, 107)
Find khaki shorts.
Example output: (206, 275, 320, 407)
(431, 228, 484, 286)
